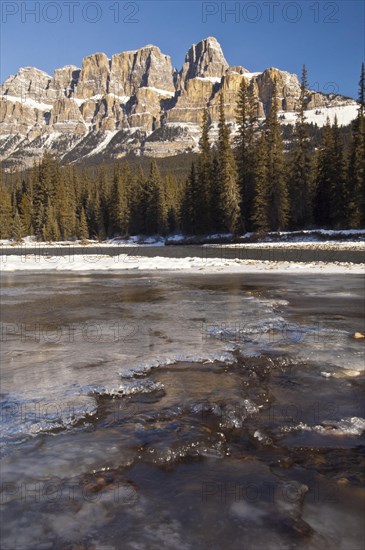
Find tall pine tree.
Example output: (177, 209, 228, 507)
(289, 65, 313, 228)
(313, 118, 334, 227)
(110, 162, 130, 236)
(216, 93, 241, 234)
(196, 109, 212, 233)
(235, 77, 258, 232)
(347, 63, 365, 227)
(144, 161, 167, 235)
(0, 171, 13, 239)
(181, 163, 198, 235)
(265, 78, 289, 231)
(251, 132, 270, 233)
(330, 116, 346, 227)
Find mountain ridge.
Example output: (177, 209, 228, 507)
(0, 37, 358, 169)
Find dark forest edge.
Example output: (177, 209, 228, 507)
(1, 64, 364, 243)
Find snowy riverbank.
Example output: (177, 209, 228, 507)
(1, 254, 364, 273)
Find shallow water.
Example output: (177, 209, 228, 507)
(1, 272, 364, 549)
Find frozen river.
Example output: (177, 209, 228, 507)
(1, 272, 364, 549)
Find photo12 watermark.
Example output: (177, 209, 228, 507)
(201, 1, 340, 24)
(1, 320, 140, 343)
(1, 1, 140, 24)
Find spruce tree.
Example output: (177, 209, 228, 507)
(164, 173, 180, 233)
(43, 201, 60, 242)
(57, 164, 76, 240)
(265, 78, 289, 231)
(181, 163, 197, 235)
(94, 190, 107, 241)
(330, 116, 346, 227)
(11, 209, 25, 243)
(144, 161, 167, 235)
(251, 132, 270, 233)
(111, 162, 130, 236)
(0, 176, 13, 239)
(18, 178, 33, 236)
(196, 109, 212, 233)
(313, 118, 334, 227)
(235, 77, 258, 232)
(216, 93, 241, 234)
(32, 159, 48, 239)
(129, 165, 145, 235)
(347, 63, 365, 227)
(209, 154, 221, 233)
(78, 207, 89, 242)
(289, 65, 313, 228)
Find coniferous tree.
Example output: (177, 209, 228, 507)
(210, 154, 220, 232)
(95, 165, 111, 235)
(11, 209, 25, 242)
(236, 77, 258, 232)
(347, 63, 365, 227)
(111, 162, 130, 236)
(289, 65, 313, 228)
(78, 207, 89, 241)
(32, 158, 50, 238)
(244, 80, 259, 231)
(265, 78, 289, 231)
(57, 164, 76, 239)
(130, 165, 145, 235)
(94, 190, 107, 240)
(251, 132, 270, 232)
(0, 175, 13, 239)
(43, 201, 60, 242)
(181, 163, 198, 235)
(144, 161, 167, 235)
(18, 178, 33, 236)
(330, 116, 346, 227)
(313, 118, 334, 227)
(196, 109, 212, 233)
(164, 173, 180, 233)
(216, 94, 241, 233)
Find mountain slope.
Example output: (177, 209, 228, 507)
(0, 37, 358, 169)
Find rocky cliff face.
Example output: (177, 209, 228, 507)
(0, 37, 358, 169)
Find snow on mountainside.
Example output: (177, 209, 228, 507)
(0, 37, 359, 169)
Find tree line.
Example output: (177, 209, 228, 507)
(1, 64, 364, 241)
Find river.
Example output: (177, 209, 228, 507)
(1, 272, 364, 549)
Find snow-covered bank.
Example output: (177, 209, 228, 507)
(1, 254, 364, 273)
(0, 235, 166, 248)
(207, 241, 365, 249)
(1, 229, 365, 249)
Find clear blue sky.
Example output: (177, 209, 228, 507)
(0, 0, 364, 98)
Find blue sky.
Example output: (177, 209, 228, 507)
(0, 0, 364, 98)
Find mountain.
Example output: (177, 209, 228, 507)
(0, 37, 358, 169)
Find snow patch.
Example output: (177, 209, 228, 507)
(195, 76, 222, 84)
(139, 87, 175, 97)
(83, 130, 119, 157)
(2, 95, 53, 111)
(107, 93, 130, 103)
(279, 104, 358, 127)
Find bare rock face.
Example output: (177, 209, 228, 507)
(306, 92, 327, 109)
(179, 37, 229, 88)
(256, 68, 301, 114)
(0, 96, 44, 136)
(49, 98, 87, 134)
(74, 52, 110, 99)
(0, 37, 358, 169)
(109, 45, 175, 98)
(47, 66, 80, 101)
(1, 67, 51, 100)
(166, 77, 216, 125)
